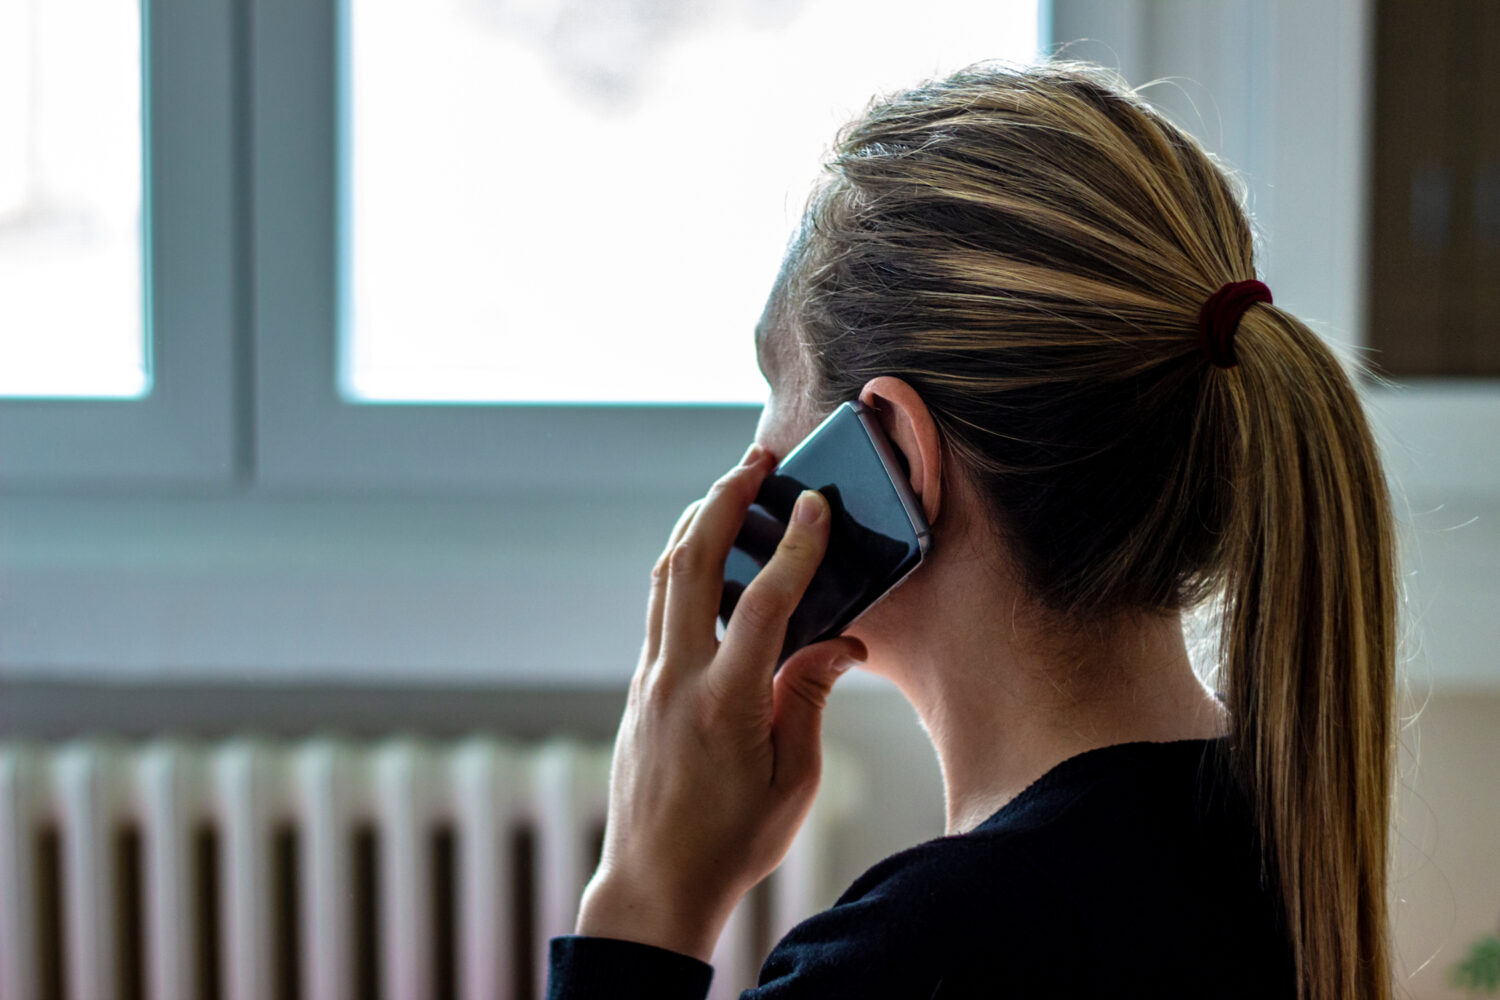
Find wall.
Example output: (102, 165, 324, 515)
(1392, 689, 1500, 999)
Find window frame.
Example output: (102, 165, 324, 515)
(248, 0, 761, 497)
(0, 0, 242, 488)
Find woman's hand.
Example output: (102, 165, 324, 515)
(575, 442, 868, 963)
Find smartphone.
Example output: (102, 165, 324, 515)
(719, 400, 933, 670)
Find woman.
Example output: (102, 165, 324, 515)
(548, 61, 1396, 1000)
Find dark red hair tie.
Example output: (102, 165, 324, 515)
(1197, 279, 1272, 369)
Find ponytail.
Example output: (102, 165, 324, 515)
(1214, 307, 1396, 1000)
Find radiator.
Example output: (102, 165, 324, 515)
(0, 737, 860, 1000)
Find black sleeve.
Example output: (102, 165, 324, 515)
(546, 935, 713, 1000)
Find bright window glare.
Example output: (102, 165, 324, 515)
(345, 0, 1041, 404)
(0, 0, 147, 399)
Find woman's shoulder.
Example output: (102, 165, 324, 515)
(838, 737, 1252, 895)
(751, 826, 1076, 997)
(748, 737, 1294, 997)
(749, 740, 1198, 996)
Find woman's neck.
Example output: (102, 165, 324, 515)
(850, 567, 1229, 837)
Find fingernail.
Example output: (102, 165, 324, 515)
(793, 490, 823, 525)
(740, 443, 765, 467)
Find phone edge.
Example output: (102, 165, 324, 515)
(850, 401, 934, 559)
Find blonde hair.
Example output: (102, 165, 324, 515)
(776, 61, 1396, 1000)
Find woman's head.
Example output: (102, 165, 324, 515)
(756, 62, 1397, 1000)
(758, 61, 1256, 627)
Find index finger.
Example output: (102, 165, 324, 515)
(659, 445, 776, 671)
(714, 488, 831, 687)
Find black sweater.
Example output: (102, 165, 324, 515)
(547, 737, 1298, 998)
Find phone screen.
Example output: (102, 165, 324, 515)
(719, 401, 932, 670)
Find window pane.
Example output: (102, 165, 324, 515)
(0, 0, 147, 399)
(345, 0, 1040, 404)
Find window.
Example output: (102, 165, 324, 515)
(343, 0, 1043, 405)
(253, 0, 1046, 490)
(0, 0, 237, 485)
(0, 0, 146, 399)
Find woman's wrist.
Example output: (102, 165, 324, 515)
(574, 873, 730, 965)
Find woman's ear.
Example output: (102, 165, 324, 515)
(857, 376, 942, 526)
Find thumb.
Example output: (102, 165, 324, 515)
(769, 636, 866, 792)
